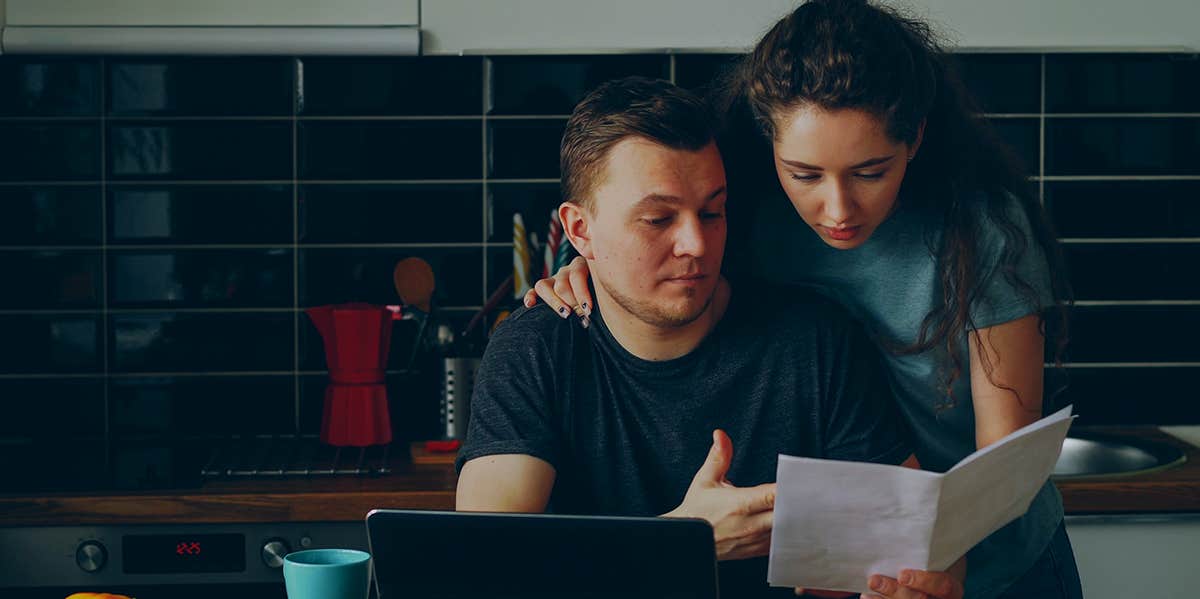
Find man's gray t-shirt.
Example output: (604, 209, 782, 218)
(458, 288, 911, 598)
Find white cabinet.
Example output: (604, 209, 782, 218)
(5, 0, 418, 27)
(1, 0, 420, 55)
(420, 0, 1200, 54)
(1065, 514, 1200, 598)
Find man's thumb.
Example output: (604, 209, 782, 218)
(692, 429, 732, 485)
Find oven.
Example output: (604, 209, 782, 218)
(0, 521, 370, 598)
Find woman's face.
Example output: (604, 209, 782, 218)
(771, 106, 919, 250)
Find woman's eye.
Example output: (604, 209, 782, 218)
(789, 173, 820, 182)
(855, 171, 885, 180)
(701, 212, 725, 220)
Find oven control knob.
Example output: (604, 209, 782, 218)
(261, 538, 291, 569)
(75, 540, 108, 573)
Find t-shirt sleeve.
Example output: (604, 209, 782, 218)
(820, 314, 912, 465)
(454, 313, 563, 473)
(970, 193, 1056, 329)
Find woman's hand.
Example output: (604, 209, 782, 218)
(860, 567, 964, 599)
(523, 256, 594, 324)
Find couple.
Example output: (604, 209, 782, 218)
(458, 2, 1082, 597)
(456, 76, 957, 599)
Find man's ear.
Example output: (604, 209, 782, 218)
(559, 201, 596, 260)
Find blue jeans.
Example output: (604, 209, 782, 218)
(993, 520, 1083, 599)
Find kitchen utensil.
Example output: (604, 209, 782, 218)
(392, 257, 437, 370)
(461, 273, 513, 340)
(392, 257, 434, 312)
(306, 304, 397, 447)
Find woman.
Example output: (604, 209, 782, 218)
(525, 1, 1081, 598)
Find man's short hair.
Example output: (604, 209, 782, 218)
(560, 76, 716, 212)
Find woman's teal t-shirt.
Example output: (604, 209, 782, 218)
(742, 190, 1064, 599)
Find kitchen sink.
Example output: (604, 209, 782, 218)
(1052, 434, 1187, 479)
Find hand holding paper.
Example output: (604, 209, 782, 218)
(768, 406, 1075, 594)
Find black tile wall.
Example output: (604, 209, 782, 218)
(0, 250, 101, 308)
(111, 312, 293, 373)
(300, 184, 483, 243)
(299, 120, 482, 180)
(108, 184, 293, 244)
(108, 58, 294, 116)
(108, 121, 293, 179)
(0, 186, 103, 244)
(1046, 54, 1200, 113)
(488, 55, 669, 114)
(953, 54, 1041, 114)
(0, 123, 100, 181)
(0, 51, 1197, 491)
(0, 58, 101, 116)
(488, 119, 567, 179)
(1045, 181, 1200, 238)
(1046, 118, 1200, 176)
(300, 57, 483, 115)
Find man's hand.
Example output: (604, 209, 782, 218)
(662, 429, 777, 561)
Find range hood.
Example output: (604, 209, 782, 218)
(0, 26, 421, 55)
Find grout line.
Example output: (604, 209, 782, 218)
(1074, 300, 1200, 306)
(0, 178, 556, 186)
(0, 306, 486, 316)
(482, 57, 492, 306)
(7, 175, 1200, 186)
(1048, 363, 1200, 369)
(1059, 237, 1200, 244)
(0, 242, 515, 251)
(99, 56, 112, 478)
(1039, 54, 1046, 206)
(292, 57, 302, 434)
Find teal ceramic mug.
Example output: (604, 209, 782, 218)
(283, 548, 371, 599)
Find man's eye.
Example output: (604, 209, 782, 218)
(642, 217, 671, 226)
(856, 171, 886, 180)
(701, 212, 725, 220)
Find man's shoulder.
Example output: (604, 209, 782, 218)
(486, 303, 581, 356)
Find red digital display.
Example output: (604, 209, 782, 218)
(123, 534, 245, 574)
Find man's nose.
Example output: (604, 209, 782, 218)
(673, 215, 706, 258)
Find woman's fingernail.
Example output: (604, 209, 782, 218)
(899, 571, 912, 585)
(558, 307, 569, 318)
(869, 576, 883, 591)
(581, 302, 590, 314)
(580, 315, 591, 329)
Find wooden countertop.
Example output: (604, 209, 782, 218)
(2, 429, 1198, 526)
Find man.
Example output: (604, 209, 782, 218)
(455, 76, 957, 599)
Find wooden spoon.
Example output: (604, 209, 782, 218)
(393, 257, 435, 312)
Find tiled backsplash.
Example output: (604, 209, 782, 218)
(0, 52, 1197, 483)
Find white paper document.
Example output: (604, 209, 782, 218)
(767, 405, 1075, 593)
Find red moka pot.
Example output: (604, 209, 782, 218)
(306, 303, 400, 447)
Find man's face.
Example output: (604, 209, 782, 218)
(583, 137, 727, 329)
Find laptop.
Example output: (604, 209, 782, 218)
(365, 509, 720, 599)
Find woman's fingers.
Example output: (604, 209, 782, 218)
(898, 569, 961, 599)
(567, 260, 594, 315)
(533, 278, 572, 319)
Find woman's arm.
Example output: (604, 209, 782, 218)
(968, 313, 1045, 448)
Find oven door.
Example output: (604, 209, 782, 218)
(0, 522, 369, 597)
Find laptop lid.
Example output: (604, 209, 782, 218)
(365, 509, 719, 599)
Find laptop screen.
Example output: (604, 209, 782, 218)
(366, 510, 719, 599)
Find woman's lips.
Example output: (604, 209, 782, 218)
(824, 226, 862, 241)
